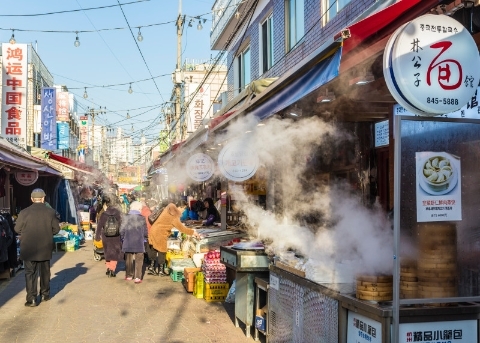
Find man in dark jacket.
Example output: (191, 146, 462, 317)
(15, 188, 60, 307)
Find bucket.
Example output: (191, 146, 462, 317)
(85, 231, 94, 240)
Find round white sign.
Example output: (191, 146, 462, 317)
(15, 170, 38, 186)
(186, 153, 214, 182)
(384, 14, 480, 116)
(218, 139, 259, 182)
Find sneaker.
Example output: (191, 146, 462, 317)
(134, 278, 142, 284)
(125, 276, 133, 281)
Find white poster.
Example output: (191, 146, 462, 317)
(186, 83, 210, 133)
(416, 151, 461, 222)
(347, 311, 382, 343)
(1, 43, 28, 148)
(218, 139, 259, 182)
(186, 153, 214, 182)
(399, 320, 477, 342)
(374, 120, 389, 147)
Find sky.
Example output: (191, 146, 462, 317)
(0, 0, 218, 146)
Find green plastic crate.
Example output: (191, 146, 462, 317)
(170, 270, 184, 282)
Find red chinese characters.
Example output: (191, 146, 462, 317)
(426, 41, 462, 90)
(3, 46, 25, 138)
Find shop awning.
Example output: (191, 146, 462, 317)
(47, 152, 95, 174)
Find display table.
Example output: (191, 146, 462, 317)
(189, 227, 246, 253)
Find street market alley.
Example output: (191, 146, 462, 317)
(0, 243, 265, 343)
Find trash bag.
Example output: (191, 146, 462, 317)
(225, 280, 236, 303)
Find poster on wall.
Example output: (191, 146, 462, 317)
(217, 139, 259, 182)
(399, 319, 477, 342)
(416, 151, 461, 222)
(186, 153, 214, 182)
(347, 311, 382, 343)
(1, 43, 28, 148)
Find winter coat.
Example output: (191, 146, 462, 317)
(15, 203, 60, 261)
(149, 203, 194, 253)
(95, 206, 124, 261)
(0, 215, 13, 263)
(120, 211, 148, 253)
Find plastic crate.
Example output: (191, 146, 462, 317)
(203, 282, 229, 302)
(170, 270, 184, 282)
(193, 272, 204, 299)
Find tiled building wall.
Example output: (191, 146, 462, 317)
(225, 0, 376, 101)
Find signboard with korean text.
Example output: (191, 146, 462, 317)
(416, 151, 461, 222)
(186, 83, 211, 133)
(79, 116, 88, 146)
(56, 91, 70, 122)
(15, 171, 38, 186)
(1, 43, 28, 148)
(57, 122, 70, 150)
(374, 120, 389, 147)
(399, 319, 477, 342)
(347, 311, 382, 343)
(186, 153, 214, 182)
(41, 87, 57, 150)
(384, 14, 480, 116)
(218, 139, 259, 182)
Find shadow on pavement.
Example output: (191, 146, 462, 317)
(50, 262, 87, 299)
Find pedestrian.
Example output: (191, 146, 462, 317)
(14, 188, 60, 307)
(149, 202, 201, 276)
(95, 194, 123, 277)
(120, 201, 148, 284)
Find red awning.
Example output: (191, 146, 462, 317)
(342, 0, 440, 57)
(48, 152, 95, 174)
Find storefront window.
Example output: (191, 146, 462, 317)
(285, 0, 305, 51)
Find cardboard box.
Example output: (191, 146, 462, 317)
(255, 315, 266, 332)
(183, 267, 201, 292)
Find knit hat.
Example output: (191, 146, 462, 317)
(31, 188, 46, 198)
(129, 201, 143, 211)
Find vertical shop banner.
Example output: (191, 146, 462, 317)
(41, 87, 57, 150)
(56, 91, 70, 121)
(186, 83, 210, 133)
(1, 43, 28, 148)
(346, 311, 382, 343)
(79, 116, 88, 146)
(57, 122, 70, 150)
(416, 151, 461, 222)
(399, 320, 477, 342)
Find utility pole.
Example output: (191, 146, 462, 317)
(174, 0, 184, 144)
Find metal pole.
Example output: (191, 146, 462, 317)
(90, 108, 95, 166)
(175, 0, 183, 143)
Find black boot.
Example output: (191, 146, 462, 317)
(148, 261, 159, 276)
(158, 263, 168, 277)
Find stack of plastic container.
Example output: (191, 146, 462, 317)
(202, 250, 227, 284)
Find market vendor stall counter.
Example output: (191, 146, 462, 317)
(268, 265, 480, 343)
(188, 226, 246, 253)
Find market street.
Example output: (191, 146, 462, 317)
(0, 243, 265, 343)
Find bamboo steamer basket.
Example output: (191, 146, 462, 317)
(356, 275, 392, 301)
(416, 223, 457, 299)
(400, 258, 418, 298)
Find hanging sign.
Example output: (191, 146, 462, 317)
(57, 122, 70, 150)
(384, 14, 480, 116)
(41, 87, 57, 150)
(56, 91, 70, 122)
(186, 153, 214, 182)
(1, 43, 28, 148)
(79, 116, 89, 146)
(347, 311, 382, 343)
(218, 139, 259, 182)
(15, 170, 38, 186)
(399, 319, 477, 342)
(416, 151, 461, 222)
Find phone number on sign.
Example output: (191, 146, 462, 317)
(427, 97, 459, 105)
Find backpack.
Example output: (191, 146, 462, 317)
(104, 214, 120, 237)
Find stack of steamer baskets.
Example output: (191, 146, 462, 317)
(356, 274, 393, 301)
(417, 223, 458, 300)
(400, 258, 418, 299)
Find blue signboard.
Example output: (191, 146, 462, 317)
(41, 87, 57, 150)
(57, 122, 70, 150)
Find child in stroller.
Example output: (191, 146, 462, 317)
(93, 238, 104, 261)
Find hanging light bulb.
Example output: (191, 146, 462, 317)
(126, 111, 130, 119)
(128, 83, 133, 94)
(197, 20, 203, 30)
(9, 30, 16, 44)
(137, 27, 143, 42)
(74, 32, 80, 47)
(83, 87, 88, 99)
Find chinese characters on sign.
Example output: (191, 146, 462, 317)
(1, 44, 28, 148)
(384, 14, 480, 116)
(346, 311, 381, 343)
(56, 91, 70, 122)
(14, 171, 38, 186)
(186, 153, 214, 182)
(40, 87, 57, 150)
(415, 152, 461, 222)
(399, 320, 476, 343)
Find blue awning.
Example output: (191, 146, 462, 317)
(250, 47, 342, 121)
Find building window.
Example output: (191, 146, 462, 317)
(285, 0, 304, 51)
(237, 46, 251, 92)
(323, 0, 351, 23)
(260, 14, 274, 73)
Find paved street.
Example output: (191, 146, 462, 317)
(0, 242, 265, 343)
